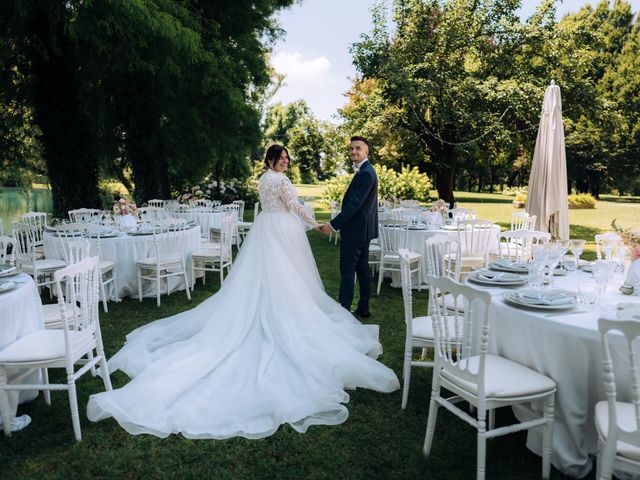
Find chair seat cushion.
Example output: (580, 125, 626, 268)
(413, 315, 460, 341)
(441, 354, 556, 399)
(237, 221, 252, 229)
(383, 251, 422, 263)
(136, 254, 183, 266)
(595, 401, 640, 461)
(0, 329, 95, 364)
(20, 258, 66, 272)
(369, 244, 382, 253)
(99, 260, 115, 271)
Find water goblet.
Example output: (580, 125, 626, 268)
(577, 282, 598, 307)
(602, 238, 616, 261)
(592, 260, 617, 306)
(527, 262, 545, 289)
(562, 254, 577, 272)
(569, 239, 586, 263)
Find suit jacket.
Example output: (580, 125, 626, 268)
(329, 161, 378, 243)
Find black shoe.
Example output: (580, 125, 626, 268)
(353, 310, 371, 318)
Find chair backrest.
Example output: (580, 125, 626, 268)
(379, 223, 409, 255)
(219, 213, 235, 256)
(232, 200, 245, 222)
(427, 275, 492, 399)
(511, 211, 530, 231)
(457, 219, 494, 257)
(524, 215, 537, 231)
(0, 223, 13, 264)
(329, 201, 341, 219)
(54, 256, 101, 337)
(211, 200, 221, 208)
(498, 229, 552, 262)
(598, 318, 640, 451)
(68, 208, 102, 223)
(55, 224, 89, 264)
(450, 208, 476, 223)
(150, 219, 188, 261)
(254, 201, 260, 219)
(425, 234, 460, 280)
(221, 204, 240, 223)
(138, 206, 165, 223)
(20, 212, 48, 245)
(595, 232, 622, 260)
(147, 199, 165, 208)
(194, 198, 213, 208)
(11, 222, 37, 264)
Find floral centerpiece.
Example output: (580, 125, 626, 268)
(113, 198, 138, 229)
(430, 199, 450, 222)
(113, 198, 138, 217)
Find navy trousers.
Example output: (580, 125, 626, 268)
(339, 239, 371, 313)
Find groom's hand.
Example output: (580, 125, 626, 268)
(318, 223, 333, 235)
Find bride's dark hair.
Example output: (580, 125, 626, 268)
(264, 144, 290, 169)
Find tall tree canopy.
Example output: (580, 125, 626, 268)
(0, 0, 294, 217)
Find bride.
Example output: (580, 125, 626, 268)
(87, 145, 399, 439)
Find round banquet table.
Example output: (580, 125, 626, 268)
(388, 224, 501, 287)
(0, 274, 43, 422)
(43, 226, 202, 300)
(467, 268, 638, 478)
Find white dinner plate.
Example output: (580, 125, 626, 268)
(502, 289, 577, 310)
(489, 261, 529, 274)
(0, 281, 17, 293)
(0, 265, 18, 278)
(467, 270, 527, 286)
(441, 224, 458, 231)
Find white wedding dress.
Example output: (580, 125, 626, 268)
(87, 169, 399, 439)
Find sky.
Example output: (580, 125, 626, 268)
(269, 0, 608, 122)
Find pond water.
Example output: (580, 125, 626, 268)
(0, 187, 53, 233)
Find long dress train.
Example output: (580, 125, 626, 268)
(86, 169, 399, 439)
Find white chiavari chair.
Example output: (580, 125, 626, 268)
(20, 212, 48, 258)
(147, 199, 165, 208)
(497, 230, 551, 262)
(136, 220, 191, 306)
(423, 275, 556, 480)
(0, 223, 14, 265)
(594, 318, 640, 480)
(221, 203, 241, 246)
(0, 256, 113, 442)
(138, 206, 165, 223)
(454, 219, 494, 274)
(192, 213, 234, 286)
(68, 208, 102, 224)
(377, 221, 422, 295)
(234, 200, 252, 242)
(595, 233, 623, 260)
(12, 222, 66, 296)
(329, 201, 341, 245)
(510, 211, 530, 231)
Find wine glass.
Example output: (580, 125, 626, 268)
(528, 261, 545, 290)
(569, 239, 586, 263)
(592, 260, 617, 306)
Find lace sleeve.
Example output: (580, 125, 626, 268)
(277, 177, 317, 227)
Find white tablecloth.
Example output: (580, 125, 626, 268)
(469, 269, 637, 477)
(0, 274, 44, 418)
(174, 211, 235, 240)
(43, 226, 202, 299)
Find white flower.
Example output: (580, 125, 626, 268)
(220, 187, 226, 192)
(206, 189, 211, 195)
(211, 181, 218, 187)
(208, 183, 214, 189)
(196, 190, 204, 196)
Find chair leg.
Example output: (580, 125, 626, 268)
(99, 277, 108, 313)
(401, 344, 412, 410)
(542, 394, 555, 479)
(87, 350, 97, 377)
(183, 267, 191, 301)
(156, 271, 161, 307)
(137, 267, 143, 302)
(423, 381, 441, 456)
(98, 353, 113, 391)
(67, 375, 82, 442)
(42, 368, 51, 405)
(0, 369, 12, 437)
(377, 266, 384, 295)
(113, 266, 119, 302)
(488, 409, 495, 431)
(477, 416, 488, 480)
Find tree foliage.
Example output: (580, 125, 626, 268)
(0, 0, 294, 216)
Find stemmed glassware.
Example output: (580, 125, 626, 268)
(569, 239, 586, 268)
(592, 260, 617, 306)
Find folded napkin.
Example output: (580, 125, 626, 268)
(475, 270, 521, 282)
(515, 291, 573, 306)
(494, 259, 528, 269)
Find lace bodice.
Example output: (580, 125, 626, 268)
(258, 170, 316, 226)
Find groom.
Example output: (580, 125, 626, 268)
(319, 136, 378, 317)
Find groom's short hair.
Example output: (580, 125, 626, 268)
(350, 136, 369, 148)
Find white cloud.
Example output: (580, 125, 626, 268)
(270, 51, 348, 121)
(271, 52, 333, 84)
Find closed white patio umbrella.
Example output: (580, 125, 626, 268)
(526, 81, 569, 241)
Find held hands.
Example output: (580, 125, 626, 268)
(316, 223, 333, 236)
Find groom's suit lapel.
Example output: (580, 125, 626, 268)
(343, 162, 368, 204)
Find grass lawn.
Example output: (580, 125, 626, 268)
(1, 205, 597, 480)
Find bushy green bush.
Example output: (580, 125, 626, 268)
(568, 193, 596, 209)
(322, 164, 432, 205)
(512, 193, 527, 208)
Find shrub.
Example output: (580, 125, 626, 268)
(321, 164, 432, 205)
(568, 193, 596, 209)
(502, 186, 527, 197)
(512, 193, 527, 208)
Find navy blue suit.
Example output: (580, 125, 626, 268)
(330, 160, 378, 312)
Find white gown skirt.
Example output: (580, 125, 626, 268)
(87, 210, 400, 439)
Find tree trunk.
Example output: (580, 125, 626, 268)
(434, 163, 456, 207)
(30, 8, 101, 219)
